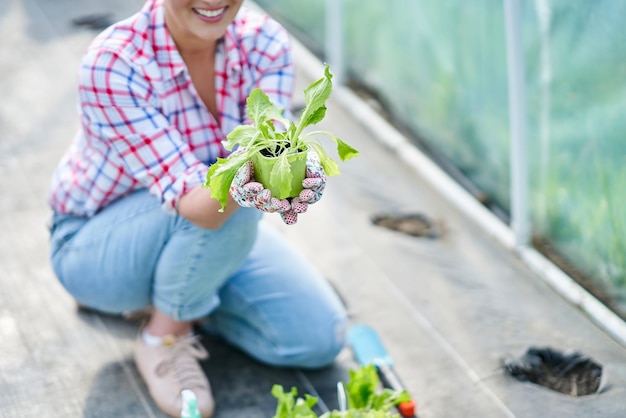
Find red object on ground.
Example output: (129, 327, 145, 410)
(398, 399, 417, 417)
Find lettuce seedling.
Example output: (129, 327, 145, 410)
(204, 64, 359, 211)
(270, 364, 411, 418)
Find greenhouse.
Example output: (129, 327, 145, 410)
(2, 0, 626, 417)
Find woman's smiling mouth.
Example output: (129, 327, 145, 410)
(193, 7, 226, 21)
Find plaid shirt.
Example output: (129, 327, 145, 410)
(49, 0, 294, 216)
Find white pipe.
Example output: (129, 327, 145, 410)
(534, 0, 552, 221)
(325, 0, 345, 85)
(504, 0, 531, 248)
(519, 247, 626, 347)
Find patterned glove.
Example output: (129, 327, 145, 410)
(292, 151, 326, 213)
(283, 151, 327, 224)
(230, 160, 291, 214)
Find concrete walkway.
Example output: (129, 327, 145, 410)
(1, 0, 626, 417)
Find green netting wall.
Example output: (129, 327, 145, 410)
(255, 0, 626, 316)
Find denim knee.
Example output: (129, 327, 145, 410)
(275, 315, 348, 369)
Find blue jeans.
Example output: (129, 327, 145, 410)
(50, 190, 347, 368)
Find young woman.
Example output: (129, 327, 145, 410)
(48, 1, 347, 416)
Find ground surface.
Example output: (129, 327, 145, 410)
(1, 0, 626, 417)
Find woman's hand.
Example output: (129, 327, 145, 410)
(282, 151, 327, 225)
(230, 160, 292, 214)
(229, 152, 326, 225)
(177, 186, 239, 230)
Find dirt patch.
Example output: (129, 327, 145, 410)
(72, 13, 114, 30)
(371, 212, 442, 239)
(503, 347, 602, 396)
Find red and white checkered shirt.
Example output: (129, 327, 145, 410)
(49, 0, 294, 216)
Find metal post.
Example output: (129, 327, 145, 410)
(504, 0, 530, 247)
(325, 0, 344, 85)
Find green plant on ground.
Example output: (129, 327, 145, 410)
(204, 64, 359, 210)
(271, 364, 410, 418)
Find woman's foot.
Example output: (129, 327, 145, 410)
(135, 331, 215, 417)
(136, 310, 214, 417)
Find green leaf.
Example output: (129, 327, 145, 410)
(295, 64, 333, 137)
(345, 364, 379, 409)
(293, 395, 319, 416)
(204, 150, 251, 211)
(334, 135, 360, 161)
(271, 385, 295, 418)
(309, 143, 341, 177)
(246, 89, 274, 125)
(271, 385, 318, 418)
(302, 105, 327, 127)
(270, 152, 294, 199)
(306, 131, 360, 163)
(222, 125, 258, 150)
(259, 120, 274, 141)
(246, 88, 292, 128)
(287, 121, 297, 138)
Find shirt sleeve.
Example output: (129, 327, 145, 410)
(78, 48, 207, 214)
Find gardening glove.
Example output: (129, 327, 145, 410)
(290, 151, 327, 215)
(230, 160, 291, 214)
(279, 208, 299, 225)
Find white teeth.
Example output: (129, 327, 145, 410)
(194, 7, 225, 18)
